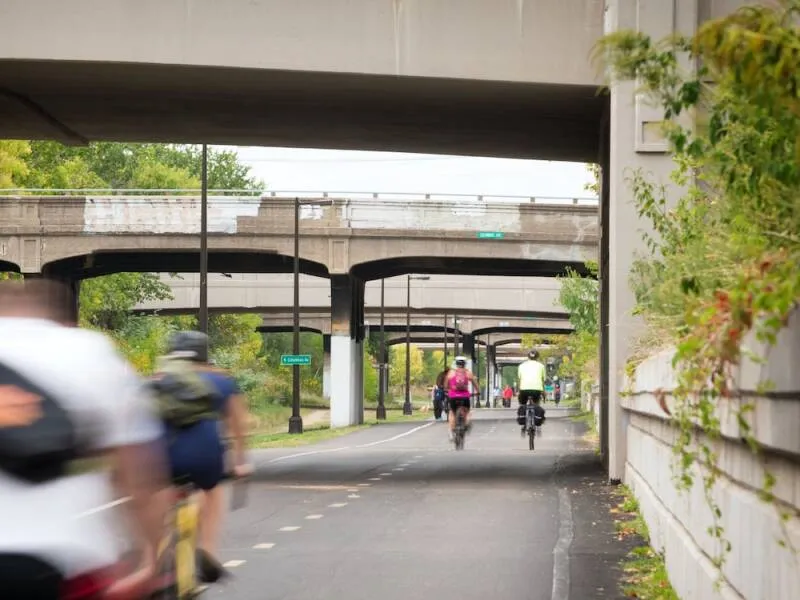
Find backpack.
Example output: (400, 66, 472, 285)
(450, 369, 470, 392)
(0, 361, 79, 484)
(150, 357, 220, 429)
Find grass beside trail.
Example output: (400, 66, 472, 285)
(571, 408, 600, 449)
(247, 408, 429, 449)
(613, 486, 679, 599)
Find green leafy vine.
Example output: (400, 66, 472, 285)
(597, 0, 800, 572)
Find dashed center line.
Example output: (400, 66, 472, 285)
(369, 477, 382, 481)
(279, 526, 301, 532)
(224, 560, 246, 568)
(379, 473, 392, 476)
(329, 502, 348, 508)
(253, 543, 275, 550)
(348, 494, 361, 499)
(306, 514, 324, 520)
(358, 483, 371, 487)
(393, 468, 405, 471)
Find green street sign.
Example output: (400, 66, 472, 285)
(477, 231, 504, 239)
(280, 354, 311, 366)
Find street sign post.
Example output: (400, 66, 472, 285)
(281, 354, 311, 366)
(477, 231, 504, 239)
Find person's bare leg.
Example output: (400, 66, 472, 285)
(199, 487, 224, 556)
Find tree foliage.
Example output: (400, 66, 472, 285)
(14, 142, 262, 190)
(598, 0, 800, 569)
(389, 344, 424, 389)
(0, 141, 31, 187)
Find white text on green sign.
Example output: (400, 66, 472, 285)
(477, 231, 504, 239)
(281, 354, 312, 366)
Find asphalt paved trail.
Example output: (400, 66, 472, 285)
(205, 408, 630, 600)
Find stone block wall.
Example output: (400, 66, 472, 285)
(621, 309, 800, 599)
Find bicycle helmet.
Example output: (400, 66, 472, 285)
(527, 349, 540, 360)
(168, 331, 209, 362)
(454, 356, 467, 367)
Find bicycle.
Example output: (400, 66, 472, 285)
(451, 393, 479, 451)
(524, 403, 544, 450)
(150, 472, 248, 599)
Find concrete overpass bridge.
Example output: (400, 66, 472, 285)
(0, 193, 597, 281)
(0, 0, 764, 492)
(134, 272, 572, 326)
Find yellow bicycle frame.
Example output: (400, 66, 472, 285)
(156, 488, 202, 599)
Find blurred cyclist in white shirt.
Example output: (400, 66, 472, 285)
(0, 279, 171, 599)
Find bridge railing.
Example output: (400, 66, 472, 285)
(0, 191, 599, 236)
(0, 188, 599, 205)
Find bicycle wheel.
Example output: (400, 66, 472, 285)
(528, 427, 535, 450)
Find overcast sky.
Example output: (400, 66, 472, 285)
(230, 146, 595, 201)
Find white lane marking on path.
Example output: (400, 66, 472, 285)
(265, 421, 434, 464)
(253, 543, 275, 550)
(305, 514, 324, 520)
(379, 473, 392, 476)
(393, 468, 405, 471)
(279, 526, 301, 532)
(347, 488, 360, 493)
(354, 422, 436, 448)
(551, 487, 575, 600)
(224, 560, 246, 568)
(414, 455, 423, 459)
(75, 497, 130, 518)
(348, 494, 361, 499)
(357, 483, 371, 487)
(399, 463, 411, 467)
(328, 503, 348, 508)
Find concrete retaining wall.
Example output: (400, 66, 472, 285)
(621, 308, 800, 599)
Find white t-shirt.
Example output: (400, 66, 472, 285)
(0, 318, 163, 576)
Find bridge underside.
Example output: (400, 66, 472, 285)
(0, 60, 605, 163)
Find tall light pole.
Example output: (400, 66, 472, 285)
(404, 274, 429, 415)
(443, 311, 448, 371)
(288, 198, 333, 434)
(288, 197, 303, 434)
(376, 278, 387, 420)
(199, 144, 209, 361)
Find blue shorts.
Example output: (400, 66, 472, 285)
(166, 420, 225, 490)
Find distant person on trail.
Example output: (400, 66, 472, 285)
(502, 384, 513, 408)
(516, 350, 546, 432)
(445, 357, 479, 441)
(435, 368, 450, 419)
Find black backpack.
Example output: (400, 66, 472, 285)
(0, 361, 79, 484)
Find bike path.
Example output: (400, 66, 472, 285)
(208, 409, 635, 599)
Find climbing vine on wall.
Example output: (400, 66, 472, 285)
(597, 0, 800, 570)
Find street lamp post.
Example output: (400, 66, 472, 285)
(404, 274, 430, 415)
(199, 144, 209, 337)
(443, 311, 448, 371)
(288, 198, 333, 434)
(376, 278, 387, 420)
(288, 197, 303, 434)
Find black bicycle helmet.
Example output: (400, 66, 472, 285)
(168, 331, 209, 362)
(528, 349, 539, 360)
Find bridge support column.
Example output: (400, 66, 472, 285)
(330, 275, 365, 428)
(322, 334, 331, 399)
(605, 0, 696, 482)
